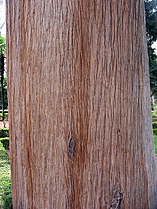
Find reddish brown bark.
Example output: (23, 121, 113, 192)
(7, 0, 157, 208)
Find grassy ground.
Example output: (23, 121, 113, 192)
(0, 142, 11, 208)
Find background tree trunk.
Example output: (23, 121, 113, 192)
(7, 0, 157, 208)
(0, 54, 5, 121)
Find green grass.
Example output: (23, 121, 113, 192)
(0, 142, 11, 208)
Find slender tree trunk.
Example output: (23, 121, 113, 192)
(7, 0, 157, 208)
(0, 54, 5, 121)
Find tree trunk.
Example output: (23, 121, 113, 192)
(0, 54, 5, 121)
(6, 0, 157, 208)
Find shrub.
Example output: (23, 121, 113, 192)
(0, 113, 8, 120)
(0, 138, 9, 150)
(154, 135, 157, 156)
(153, 122, 157, 129)
(0, 145, 8, 161)
(153, 128, 157, 135)
(0, 128, 9, 138)
(1, 182, 12, 209)
(0, 142, 11, 207)
(152, 112, 157, 118)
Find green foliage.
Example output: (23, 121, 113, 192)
(153, 128, 157, 135)
(145, 0, 157, 97)
(148, 47, 157, 96)
(0, 112, 8, 120)
(0, 142, 12, 208)
(0, 138, 9, 150)
(153, 122, 157, 128)
(145, 0, 157, 44)
(1, 182, 12, 209)
(0, 148, 8, 162)
(0, 35, 8, 111)
(0, 128, 9, 138)
(154, 135, 157, 156)
(0, 36, 6, 56)
(152, 111, 157, 118)
(0, 76, 8, 111)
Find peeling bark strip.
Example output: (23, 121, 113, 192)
(7, 0, 157, 209)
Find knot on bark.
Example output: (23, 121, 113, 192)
(68, 138, 76, 159)
(110, 184, 123, 209)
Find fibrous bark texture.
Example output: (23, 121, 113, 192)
(6, 0, 157, 208)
